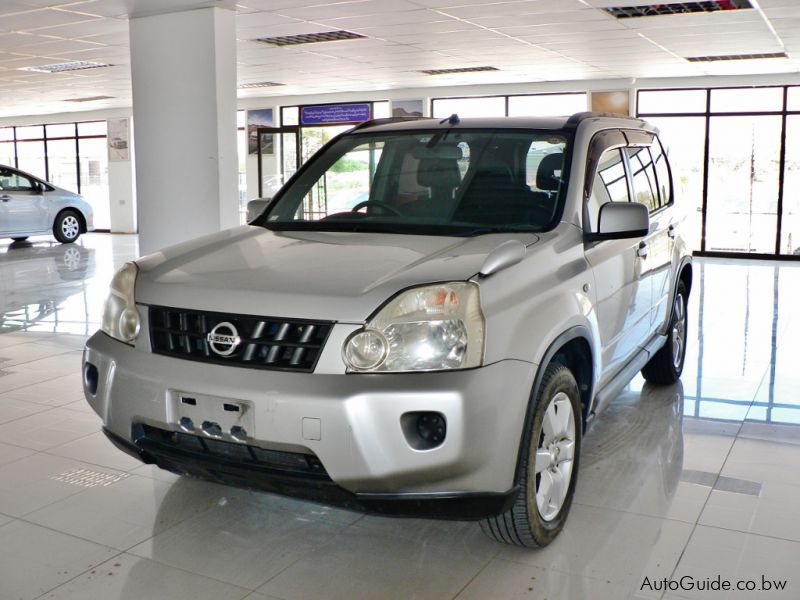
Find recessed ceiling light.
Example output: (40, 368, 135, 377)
(254, 31, 366, 47)
(238, 81, 285, 89)
(605, 0, 752, 19)
(65, 95, 115, 102)
(19, 61, 112, 73)
(686, 52, 788, 62)
(420, 66, 499, 75)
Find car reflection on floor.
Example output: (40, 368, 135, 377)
(0, 239, 96, 334)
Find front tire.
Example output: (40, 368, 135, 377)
(642, 281, 688, 385)
(53, 210, 82, 244)
(481, 363, 581, 547)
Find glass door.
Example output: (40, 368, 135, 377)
(257, 127, 298, 199)
(300, 125, 352, 164)
(705, 115, 782, 254)
(781, 116, 800, 256)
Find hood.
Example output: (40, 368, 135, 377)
(135, 226, 539, 322)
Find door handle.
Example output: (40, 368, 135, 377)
(0, 195, 10, 202)
(637, 241, 648, 258)
(668, 225, 676, 238)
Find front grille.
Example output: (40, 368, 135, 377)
(149, 306, 334, 372)
(133, 424, 330, 480)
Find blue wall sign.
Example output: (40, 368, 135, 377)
(300, 103, 372, 125)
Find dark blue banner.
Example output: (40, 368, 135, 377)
(300, 103, 371, 125)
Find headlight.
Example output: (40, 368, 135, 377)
(343, 282, 485, 373)
(101, 262, 141, 344)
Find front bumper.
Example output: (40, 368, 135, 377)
(83, 330, 535, 517)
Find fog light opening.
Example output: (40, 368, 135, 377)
(83, 363, 99, 395)
(400, 411, 447, 450)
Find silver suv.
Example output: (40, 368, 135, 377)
(83, 113, 691, 547)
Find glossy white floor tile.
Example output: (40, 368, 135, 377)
(129, 484, 360, 591)
(24, 474, 227, 551)
(46, 430, 146, 472)
(257, 517, 498, 600)
(41, 553, 253, 600)
(1, 238, 799, 599)
(0, 452, 126, 517)
(0, 519, 118, 599)
(454, 558, 631, 600)
(669, 525, 800, 599)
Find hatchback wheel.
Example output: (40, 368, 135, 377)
(54, 210, 82, 244)
(481, 363, 581, 547)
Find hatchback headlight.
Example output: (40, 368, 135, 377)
(343, 282, 485, 373)
(101, 262, 141, 344)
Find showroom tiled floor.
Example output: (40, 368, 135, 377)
(0, 233, 799, 599)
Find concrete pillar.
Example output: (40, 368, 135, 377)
(129, 7, 238, 255)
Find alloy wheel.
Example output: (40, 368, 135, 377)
(671, 293, 686, 369)
(61, 215, 80, 240)
(534, 391, 576, 522)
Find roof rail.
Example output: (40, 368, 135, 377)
(565, 111, 647, 129)
(349, 116, 431, 132)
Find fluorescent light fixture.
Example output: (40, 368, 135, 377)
(686, 52, 788, 62)
(238, 81, 285, 89)
(605, 1, 752, 19)
(420, 66, 499, 75)
(65, 95, 115, 102)
(254, 31, 366, 47)
(19, 61, 112, 73)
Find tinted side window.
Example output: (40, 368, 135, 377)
(587, 148, 628, 230)
(651, 137, 672, 206)
(625, 146, 659, 212)
(0, 169, 34, 192)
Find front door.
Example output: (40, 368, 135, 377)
(0, 168, 47, 234)
(583, 142, 652, 388)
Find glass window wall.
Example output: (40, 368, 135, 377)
(638, 86, 798, 258)
(508, 93, 587, 116)
(0, 120, 109, 228)
(432, 96, 505, 118)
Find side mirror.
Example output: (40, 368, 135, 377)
(588, 202, 649, 241)
(246, 197, 273, 222)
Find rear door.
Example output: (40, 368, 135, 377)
(0, 168, 48, 233)
(623, 131, 672, 335)
(648, 136, 677, 330)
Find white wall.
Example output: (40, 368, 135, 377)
(2, 71, 799, 234)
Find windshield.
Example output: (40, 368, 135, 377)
(261, 128, 570, 236)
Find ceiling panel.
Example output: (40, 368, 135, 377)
(0, 0, 795, 118)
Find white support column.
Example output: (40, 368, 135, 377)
(129, 7, 238, 255)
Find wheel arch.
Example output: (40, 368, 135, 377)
(513, 326, 595, 482)
(55, 207, 87, 233)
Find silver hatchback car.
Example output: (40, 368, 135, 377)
(83, 113, 691, 547)
(0, 165, 94, 243)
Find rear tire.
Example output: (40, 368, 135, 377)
(642, 281, 688, 385)
(53, 210, 82, 244)
(480, 363, 581, 547)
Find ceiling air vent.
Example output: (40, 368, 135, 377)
(254, 30, 366, 47)
(18, 61, 112, 73)
(65, 95, 115, 102)
(605, 0, 752, 19)
(238, 81, 285, 89)
(420, 66, 499, 75)
(687, 52, 788, 62)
